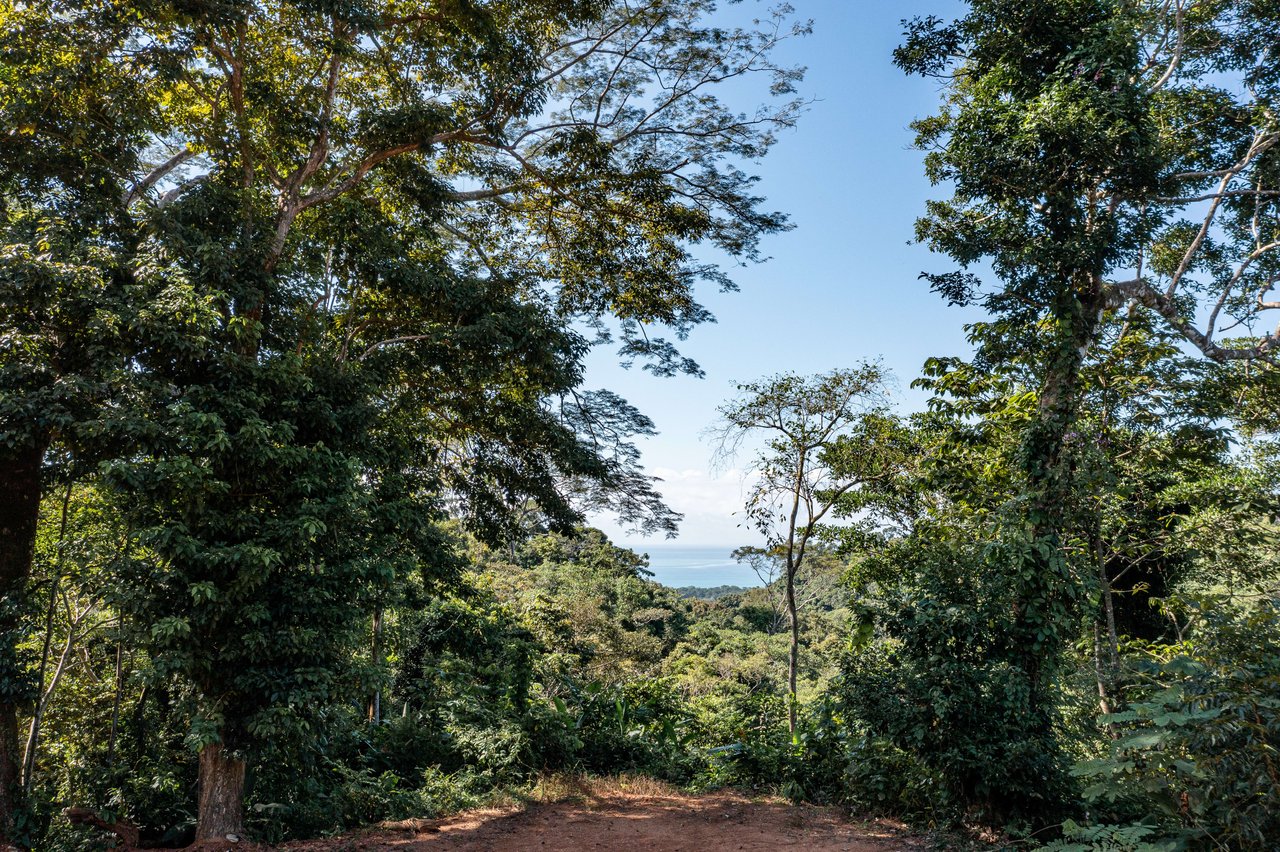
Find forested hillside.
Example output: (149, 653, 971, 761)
(1, 1, 1278, 851)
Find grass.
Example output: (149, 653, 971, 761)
(527, 771, 684, 803)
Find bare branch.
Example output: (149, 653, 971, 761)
(1106, 277, 1280, 364)
(1146, 0, 1185, 92)
(123, 147, 194, 207)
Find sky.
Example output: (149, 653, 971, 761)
(584, 0, 984, 548)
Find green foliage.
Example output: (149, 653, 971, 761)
(7, 1, 1280, 847)
(392, 593, 539, 779)
(839, 527, 1074, 823)
(832, 315, 1280, 829)
(1035, 819, 1174, 852)
(4, 0, 808, 836)
(245, 716, 481, 843)
(1064, 597, 1280, 851)
(887, 0, 1280, 829)
(711, 365, 892, 733)
(673, 585, 750, 602)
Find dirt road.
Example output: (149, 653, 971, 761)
(279, 788, 927, 852)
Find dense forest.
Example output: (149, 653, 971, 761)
(1, 0, 1278, 850)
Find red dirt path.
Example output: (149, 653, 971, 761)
(274, 790, 929, 852)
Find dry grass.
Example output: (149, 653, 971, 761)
(527, 771, 683, 803)
(371, 772, 685, 838)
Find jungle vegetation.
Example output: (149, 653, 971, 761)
(1, 1, 1278, 850)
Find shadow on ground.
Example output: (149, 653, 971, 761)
(277, 790, 928, 852)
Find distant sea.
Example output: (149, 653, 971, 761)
(630, 545, 761, 589)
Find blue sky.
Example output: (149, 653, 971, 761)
(585, 0, 983, 547)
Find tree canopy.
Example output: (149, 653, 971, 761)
(3, 2, 1279, 850)
(0, 0, 810, 841)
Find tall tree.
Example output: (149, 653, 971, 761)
(0, 1, 170, 836)
(838, 321, 1279, 820)
(893, 0, 1280, 811)
(712, 365, 890, 732)
(1, 0, 809, 840)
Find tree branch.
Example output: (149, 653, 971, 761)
(123, 147, 195, 207)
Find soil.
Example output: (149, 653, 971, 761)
(270, 789, 930, 852)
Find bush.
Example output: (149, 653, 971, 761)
(1059, 596, 1280, 851)
(837, 540, 1075, 825)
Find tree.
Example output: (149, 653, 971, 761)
(731, 543, 850, 639)
(844, 313, 1280, 813)
(891, 0, 1280, 813)
(901, 1, 1279, 365)
(0, 1, 170, 835)
(1, 0, 809, 840)
(711, 365, 890, 732)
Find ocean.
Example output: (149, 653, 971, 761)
(629, 545, 762, 589)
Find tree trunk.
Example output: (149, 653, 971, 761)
(196, 743, 246, 842)
(22, 482, 71, 793)
(1101, 567, 1120, 684)
(1094, 525, 1121, 731)
(107, 637, 124, 768)
(0, 710, 17, 848)
(784, 461, 806, 735)
(1016, 282, 1103, 689)
(367, 606, 383, 724)
(0, 438, 46, 843)
(995, 278, 1103, 817)
(1093, 622, 1112, 717)
(785, 558, 799, 734)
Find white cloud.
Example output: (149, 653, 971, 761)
(587, 466, 763, 548)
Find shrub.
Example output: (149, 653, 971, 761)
(1060, 597, 1280, 851)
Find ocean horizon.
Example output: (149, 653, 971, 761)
(623, 544, 763, 589)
